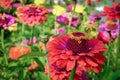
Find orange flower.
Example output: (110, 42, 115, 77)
(9, 46, 31, 60)
(28, 61, 39, 71)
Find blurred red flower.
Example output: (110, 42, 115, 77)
(9, 46, 31, 60)
(84, 0, 102, 5)
(17, 4, 49, 27)
(45, 32, 106, 80)
(103, 2, 120, 20)
(0, 0, 13, 8)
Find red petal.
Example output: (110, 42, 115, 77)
(85, 57, 98, 67)
(66, 60, 75, 71)
(56, 59, 67, 68)
(93, 66, 102, 73)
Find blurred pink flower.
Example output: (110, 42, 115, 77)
(97, 31, 110, 44)
(0, 13, 16, 30)
(22, 37, 38, 45)
(17, 4, 49, 27)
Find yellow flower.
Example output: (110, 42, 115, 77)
(8, 23, 17, 31)
(53, 5, 66, 16)
(75, 4, 85, 13)
(34, 0, 46, 5)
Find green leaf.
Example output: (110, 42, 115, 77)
(38, 72, 48, 80)
(107, 70, 120, 80)
(20, 51, 45, 59)
(34, 58, 44, 71)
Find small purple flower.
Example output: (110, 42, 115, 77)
(29, 37, 38, 45)
(21, 37, 38, 45)
(67, 4, 72, 11)
(22, 39, 29, 45)
(0, 14, 16, 30)
(71, 17, 79, 28)
(59, 28, 66, 35)
(89, 14, 103, 23)
(57, 16, 69, 25)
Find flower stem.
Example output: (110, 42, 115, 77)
(1, 29, 8, 65)
(31, 26, 35, 49)
(115, 20, 120, 70)
(67, 2, 76, 33)
(69, 61, 77, 80)
(21, 23, 25, 41)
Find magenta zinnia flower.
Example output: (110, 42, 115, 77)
(0, 13, 16, 30)
(89, 14, 103, 23)
(46, 32, 106, 80)
(57, 13, 79, 28)
(17, 4, 49, 27)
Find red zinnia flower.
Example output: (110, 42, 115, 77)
(17, 4, 49, 26)
(84, 0, 102, 5)
(0, 0, 13, 8)
(103, 2, 120, 20)
(46, 32, 106, 80)
(9, 46, 31, 60)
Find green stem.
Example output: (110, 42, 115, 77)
(21, 23, 25, 41)
(67, 2, 76, 33)
(69, 61, 77, 80)
(115, 20, 120, 70)
(31, 26, 35, 49)
(1, 29, 8, 65)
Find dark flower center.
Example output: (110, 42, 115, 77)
(107, 21, 117, 30)
(72, 32, 85, 37)
(66, 39, 93, 55)
(27, 7, 40, 16)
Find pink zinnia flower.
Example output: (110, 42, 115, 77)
(17, 4, 49, 27)
(0, 0, 13, 8)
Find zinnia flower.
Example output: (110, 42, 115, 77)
(45, 62, 89, 80)
(9, 46, 31, 60)
(98, 21, 119, 39)
(0, 0, 13, 8)
(57, 13, 79, 28)
(103, 2, 120, 20)
(98, 31, 110, 44)
(46, 31, 106, 80)
(52, 5, 66, 16)
(17, 4, 49, 27)
(89, 13, 103, 23)
(0, 13, 16, 30)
